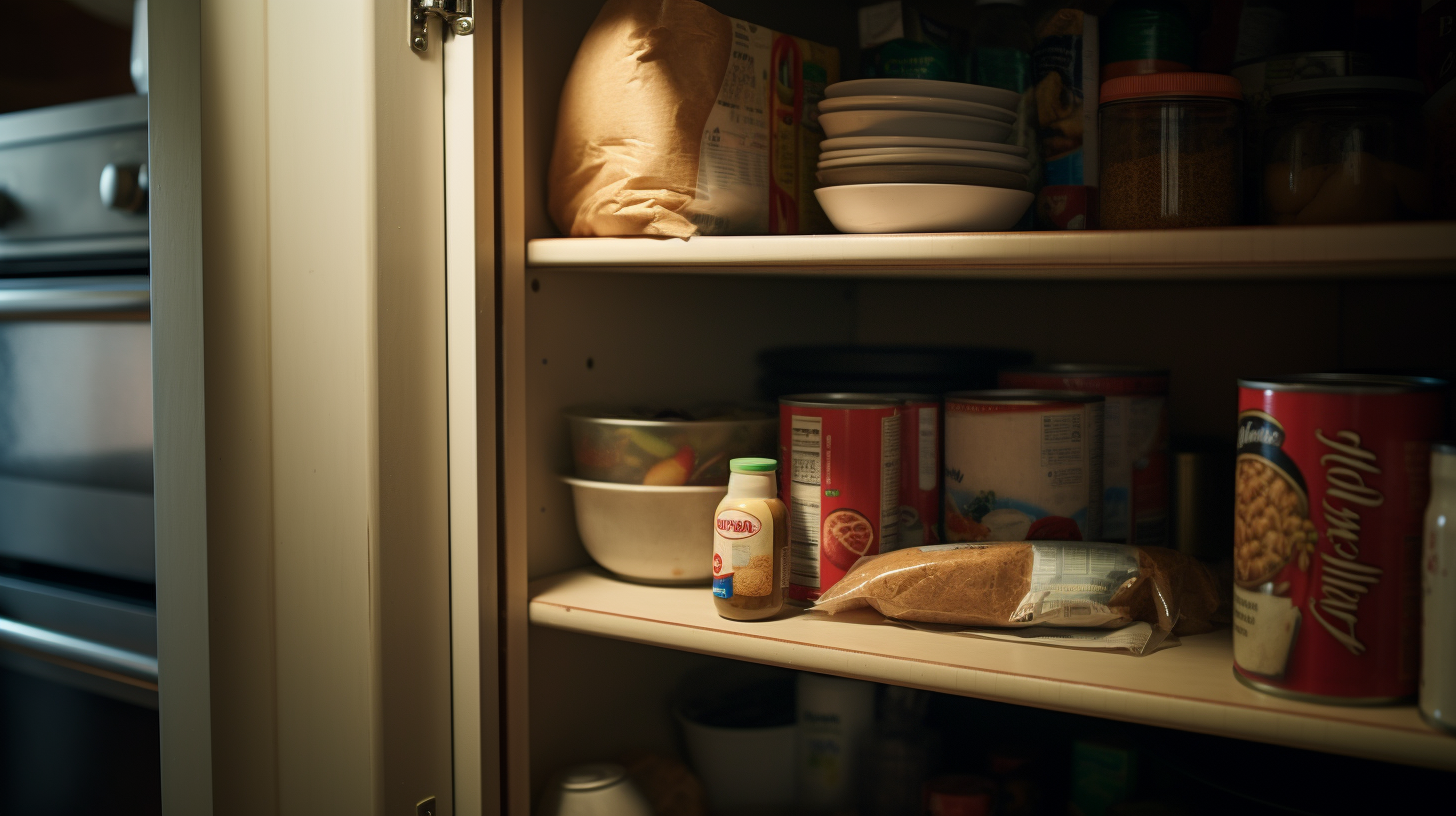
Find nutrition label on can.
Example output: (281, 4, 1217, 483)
(881, 415, 902, 549)
(1041, 413, 1086, 482)
(917, 407, 936, 491)
(790, 415, 824, 588)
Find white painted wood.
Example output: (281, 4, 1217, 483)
(498, 0, 1456, 810)
(201, 2, 455, 813)
(526, 222, 1456, 276)
(530, 568, 1456, 772)
(445, 18, 501, 816)
(149, 0, 213, 811)
(199, 0, 277, 810)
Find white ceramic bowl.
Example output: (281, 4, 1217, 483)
(819, 109, 1013, 142)
(819, 134, 1028, 157)
(818, 149, 1032, 174)
(817, 94, 1017, 124)
(825, 78, 1021, 110)
(814, 183, 1035, 234)
(562, 476, 724, 584)
(817, 164, 1028, 189)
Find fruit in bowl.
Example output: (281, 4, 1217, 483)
(565, 405, 777, 486)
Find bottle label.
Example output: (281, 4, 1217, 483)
(713, 501, 775, 599)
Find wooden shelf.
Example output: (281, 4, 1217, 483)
(526, 221, 1456, 278)
(529, 567, 1456, 771)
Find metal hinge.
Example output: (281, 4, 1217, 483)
(410, 0, 474, 53)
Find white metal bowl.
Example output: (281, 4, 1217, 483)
(817, 94, 1017, 124)
(814, 183, 1034, 234)
(819, 134, 1029, 156)
(819, 109, 1013, 143)
(825, 78, 1021, 110)
(562, 476, 724, 584)
(816, 164, 1028, 190)
(817, 148, 1032, 174)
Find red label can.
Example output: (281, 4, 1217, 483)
(884, 393, 941, 548)
(1232, 374, 1446, 702)
(781, 394, 902, 602)
(1000, 366, 1170, 546)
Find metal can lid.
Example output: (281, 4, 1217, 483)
(946, 389, 1105, 404)
(730, 457, 778, 472)
(780, 392, 904, 408)
(1434, 442, 1456, 457)
(1238, 373, 1448, 394)
(876, 392, 940, 403)
(1002, 363, 1170, 379)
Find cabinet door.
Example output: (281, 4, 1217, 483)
(192, 1, 497, 814)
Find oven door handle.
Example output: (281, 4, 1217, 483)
(0, 275, 150, 314)
(0, 615, 158, 688)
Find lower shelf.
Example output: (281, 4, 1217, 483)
(528, 567, 1456, 771)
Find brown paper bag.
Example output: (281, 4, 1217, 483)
(548, 0, 838, 237)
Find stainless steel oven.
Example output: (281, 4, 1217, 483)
(0, 93, 160, 814)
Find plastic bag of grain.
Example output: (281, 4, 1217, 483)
(548, 0, 838, 237)
(814, 541, 1225, 636)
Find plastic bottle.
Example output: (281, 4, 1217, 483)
(796, 672, 876, 812)
(712, 458, 788, 621)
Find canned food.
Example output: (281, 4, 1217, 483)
(780, 394, 902, 602)
(943, 390, 1104, 543)
(924, 774, 995, 816)
(1233, 374, 1446, 703)
(883, 393, 941, 548)
(999, 366, 1169, 545)
(1422, 442, 1456, 733)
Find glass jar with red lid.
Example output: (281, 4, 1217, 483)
(1099, 72, 1244, 229)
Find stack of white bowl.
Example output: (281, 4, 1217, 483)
(813, 78, 1035, 234)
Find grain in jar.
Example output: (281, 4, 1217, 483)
(1099, 73, 1243, 229)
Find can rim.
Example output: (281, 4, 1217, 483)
(875, 392, 939, 403)
(946, 389, 1105, 404)
(1001, 363, 1172, 378)
(1238, 374, 1448, 394)
(1434, 441, 1456, 456)
(780, 392, 905, 408)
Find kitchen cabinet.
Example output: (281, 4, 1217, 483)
(189, 1, 1456, 815)
(496, 0, 1456, 812)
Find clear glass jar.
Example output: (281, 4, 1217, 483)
(1099, 73, 1243, 229)
(1262, 77, 1431, 224)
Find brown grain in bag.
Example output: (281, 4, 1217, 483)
(813, 542, 1224, 636)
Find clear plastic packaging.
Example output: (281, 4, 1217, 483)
(813, 541, 1223, 636)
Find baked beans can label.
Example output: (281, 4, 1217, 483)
(999, 367, 1169, 546)
(1232, 376, 1445, 702)
(781, 395, 901, 602)
(942, 391, 1104, 543)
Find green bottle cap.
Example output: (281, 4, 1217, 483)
(730, 458, 778, 472)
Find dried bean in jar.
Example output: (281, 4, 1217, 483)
(1098, 73, 1244, 229)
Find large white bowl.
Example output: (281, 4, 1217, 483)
(814, 183, 1035, 234)
(826, 78, 1021, 110)
(562, 476, 724, 584)
(819, 109, 1013, 142)
(818, 149, 1032, 173)
(817, 164, 1028, 189)
(817, 94, 1017, 124)
(819, 134, 1028, 157)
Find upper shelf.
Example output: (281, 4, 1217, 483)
(529, 567, 1456, 772)
(527, 221, 1456, 278)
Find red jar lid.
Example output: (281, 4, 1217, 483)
(1100, 72, 1243, 104)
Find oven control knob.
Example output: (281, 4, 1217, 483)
(100, 163, 148, 213)
(0, 189, 16, 227)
